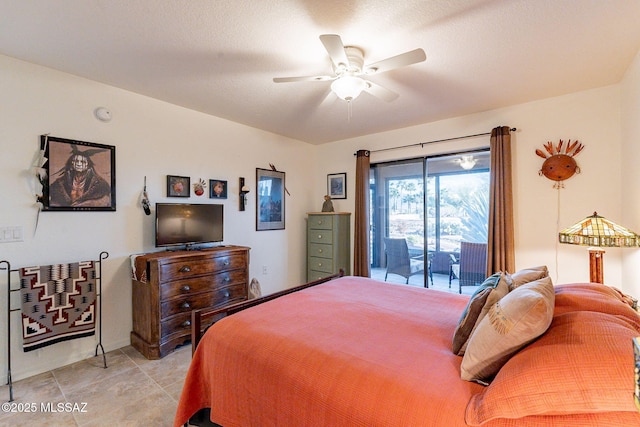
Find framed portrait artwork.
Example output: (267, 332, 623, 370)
(209, 179, 228, 199)
(39, 135, 116, 211)
(167, 175, 190, 197)
(327, 172, 347, 199)
(256, 168, 285, 231)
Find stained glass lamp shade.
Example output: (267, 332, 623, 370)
(559, 212, 640, 283)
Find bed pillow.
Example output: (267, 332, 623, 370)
(452, 273, 510, 356)
(460, 276, 554, 383)
(507, 265, 548, 290)
(554, 283, 640, 323)
(465, 310, 640, 425)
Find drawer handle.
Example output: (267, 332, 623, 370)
(317, 220, 323, 225)
(317, 263, 323, 267)
(224, 276, 230, 282)
(223, 260, 230, 266)
(318, 249, 323, 253)
(182, 320, 191, 328)
(317, 234, 322, 239)
(181, 302, 190, 309)
(179, 266, 191, 273)
(181, 285, 191, 292)
(224, 291, 230, 298)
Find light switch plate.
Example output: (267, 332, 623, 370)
(0, 226, 24, 243)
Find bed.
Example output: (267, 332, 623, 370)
(174, 273, 640, 427)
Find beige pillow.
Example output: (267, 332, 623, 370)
(452, 273, 510, 356)
(507, 265, 548, 290)
(460, 276, 554, 383)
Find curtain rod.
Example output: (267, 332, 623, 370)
(355, 127, 517, 155)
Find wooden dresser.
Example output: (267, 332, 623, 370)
(131, 245, 249, 359)
(307, 212, 351, 281)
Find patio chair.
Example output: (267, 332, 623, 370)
(428, 252, 457, 288)
(458, 242, 488, 293)
(383, 238, 424, 284)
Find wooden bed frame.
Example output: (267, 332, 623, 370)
(190, 270, 344, 354)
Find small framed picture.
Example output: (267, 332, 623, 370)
(167, 175, 190, 197)
(209, 179, 227, 199)
(327, 173, 347, 199)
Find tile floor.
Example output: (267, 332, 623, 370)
(0, 272, 473, 427)
(0, 344, 191, 427)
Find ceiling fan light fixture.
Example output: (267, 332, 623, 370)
(331, 75, 366, 101)
(458, 155, 477, 170)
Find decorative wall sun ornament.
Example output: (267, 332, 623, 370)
(536, 139, 584, 188)
(193, 178, 206, 196)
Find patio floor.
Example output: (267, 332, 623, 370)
(370, 268, 477, 296)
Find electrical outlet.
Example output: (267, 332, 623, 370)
(262, 265, 268, 275)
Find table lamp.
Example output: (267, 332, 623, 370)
(558, 212, 640, 283)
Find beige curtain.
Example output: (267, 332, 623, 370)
(354, 150, 371, 277)
(487, 126, 515, 275)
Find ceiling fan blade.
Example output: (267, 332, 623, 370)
(364, 48, 426, 74)
(363, 81, 399, 102)
(273, 75, 333, 83)
(319, 34, 350, 69)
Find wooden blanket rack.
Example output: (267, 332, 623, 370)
(1, 251, 109, 403)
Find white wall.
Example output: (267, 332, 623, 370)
(621, 49, 640, 298)
(316, 85, 624, 288)
(0, 54, 316, 382)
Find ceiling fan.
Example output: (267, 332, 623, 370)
(273, 34, 426, 103)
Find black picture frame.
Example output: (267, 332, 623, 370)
(209, 179, 228, 199)
(327, 172, 347, 199)
(256, 168, 285, 231)
(167, 175, 190, 197)
(40, 135, 116, 211)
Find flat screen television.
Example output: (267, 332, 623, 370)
(155, 203, 223, 249)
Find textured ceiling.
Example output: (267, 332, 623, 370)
(1, 0, 639, 144)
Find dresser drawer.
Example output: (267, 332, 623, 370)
(308, 229, 334, 244)
(308, 215, 333, 230)
(308, 256, 333, 273)
(160, 283, 247, 319)
(309, 242, 333, 259)
(158, 254, 246, 282)
(307, 269, 332, 282)
(160, 269, 247, 301)
(160, 312, 194, 340)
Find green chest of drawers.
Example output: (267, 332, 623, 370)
(307, 212, 351, 281)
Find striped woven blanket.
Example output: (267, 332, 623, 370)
(20, 261, 96, 352)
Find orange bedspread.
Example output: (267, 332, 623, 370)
(174, 277, 640, 426)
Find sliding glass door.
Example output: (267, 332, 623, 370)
(371, 150, 490, 289)
(370, 159, 425, 283)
